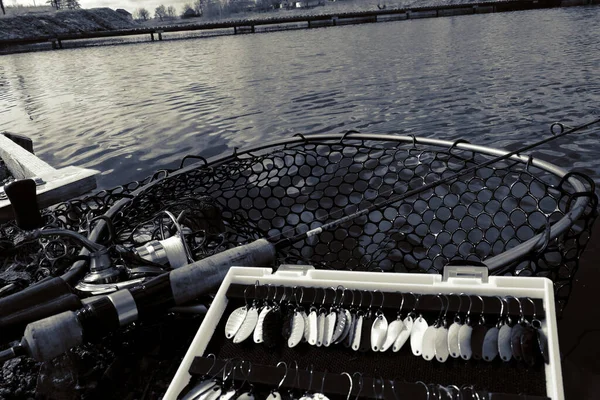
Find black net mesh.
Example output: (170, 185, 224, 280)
(0, 135, 597, 400)
(0, 136, 597, 313)
(113, 138, 597, 308)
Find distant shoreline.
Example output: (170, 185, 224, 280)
(1, 0, 597, 55)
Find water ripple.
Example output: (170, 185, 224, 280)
(0, 7, 599, 189)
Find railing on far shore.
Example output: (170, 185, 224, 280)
(0, 0, 598, 52)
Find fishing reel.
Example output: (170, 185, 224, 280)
(73, 196, 236, 295)
(14, 223, 192, 295)
(73, 209, 217, 294)
(132, 211, 193, 270)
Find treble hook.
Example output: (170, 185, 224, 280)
(397, 292, 405, 317)
(454, 293, 464, 323)
(346, 288, 355, 309)
(357, 290, 364, 309)
(270, 285, 278, 303)
(243, 285, 252, 307)
(416, 381, 430, 400)
(505, 295, 524, 324)
(254, 280, 260, 298)
(341, 372, 353, 400)
(223, 360, 235, 382)
(276, 361, 288, 390)
(319, 370, 328, 395)
(367, 290, 375, 311)
(210, 358, 231, 380)
(292, 361, 300, 393)
(306, 364, 315, 395)
(410, 292, 420, 318)
(337, 286, 346, 307)
(352, 372, 363, 400)
(238, 360, 252, 391)
(435, 294, 445, 325)
(374, 290, 385, 314)
(525, 297, 537, 320)
(465, 294, 473, 324)
(447, 385, 463, 400)
(496, 296, 505, 325)
(295, 286, 306, 308)
(461, 385, 480, 400)
(441, 294, 450, 321)
(372, 375, 385, 400)
(329, 287, 338, 305)
(280, 285, 289, 304)
(526, 297, 543, 329)
(429, 383, 441, 400)
(390, 379, 399, 400)
(310, 286, 318, 306)
(438, 384, 453, 400)
(204, 353, 217, 377)
(475, 295, 485, 325)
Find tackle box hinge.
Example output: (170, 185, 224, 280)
(442, 264, 489, 283)
(274, 264, 315, 276)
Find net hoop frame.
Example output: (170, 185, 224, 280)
(82, 133, 591, 274)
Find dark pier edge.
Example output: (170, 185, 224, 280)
(1, 0, 597, 53)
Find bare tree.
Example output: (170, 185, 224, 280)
(47, 0, 62, 9)
(65, 0, 80, 9)
(135, 7, 151, 21)
(155, 4, 167, 20)
(1, 0, 5, 16)
(166, 5, 176, 18)
(193, 0, 206, 17)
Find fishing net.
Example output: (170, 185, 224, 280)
(0, 134, 597, 313)
(0, 133, 597, 399)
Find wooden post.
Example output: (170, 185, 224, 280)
(251, 25, 255, 33)
(332, 16, 338, 26)
(57, 39, 63, 49)
(49, 39, 56, 50)
(308, 20, 312, 28)
(436, 9, 439, 17)
(406, 10, 411, 19)
(234, 26, 237, 34)
(0, 135, 98, 222)
(157, 30, 163, 41)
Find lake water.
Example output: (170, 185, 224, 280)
(1, 6, 599, 190)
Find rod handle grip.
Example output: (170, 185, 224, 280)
(4, 179, 43, 230)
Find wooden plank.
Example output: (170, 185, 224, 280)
(0, 134, 99, 222)
(0, 134, 54, 179)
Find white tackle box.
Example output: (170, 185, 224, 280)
(164, 265, 563, 400)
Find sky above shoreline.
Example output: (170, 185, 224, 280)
(11, 0, 192, 13)
(84, 0, 191, 13)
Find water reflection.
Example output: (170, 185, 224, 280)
(0, 7, 599, 189)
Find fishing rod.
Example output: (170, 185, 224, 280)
(278, 118, 600, 247)
(1, 117, 599, 364)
